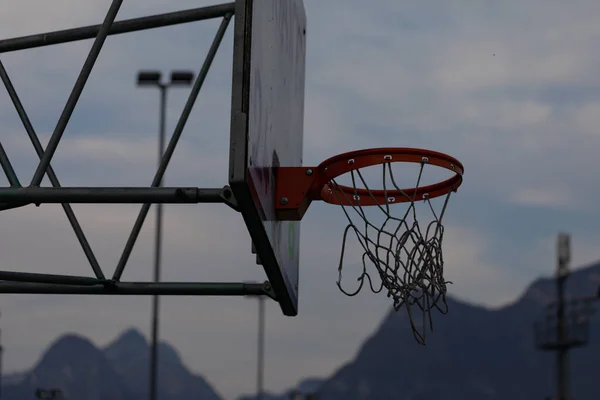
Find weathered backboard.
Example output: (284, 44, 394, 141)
(229, 0, 307, 315)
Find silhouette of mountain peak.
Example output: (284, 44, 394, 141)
(3, 328, 224, 400)
(157, 341, 182, 365)
(312, 260, 600, 400)
(20, 333, 132, 400)
(104, 328, 148, 362)
(38, 334, 101, 367)
(117, 328, 147, 346)
(519, 261, 600, 306)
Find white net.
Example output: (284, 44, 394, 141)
(329, 159, 455, 345)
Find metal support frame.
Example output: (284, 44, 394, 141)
(0, 2, 277, 300)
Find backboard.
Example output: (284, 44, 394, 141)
(229, 0, 307, 315)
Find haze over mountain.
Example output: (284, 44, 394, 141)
(2, 328, 222, 400)
(3, 263, 599, 400)
(311, 262, 600, 400)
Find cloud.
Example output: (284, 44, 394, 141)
(509, 187, 575, 209)
(442, 226, 519, 307)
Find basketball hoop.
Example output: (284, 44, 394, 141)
(276, 148, 464, 344)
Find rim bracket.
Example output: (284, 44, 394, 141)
(274, 167, 317, 221)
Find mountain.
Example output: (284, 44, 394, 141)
(3, 329, 223, 400)
(238, 377, 323, 400)
(3, 334, 132, 400)
(5, 264, 600, 400)
(104, 328, 222, 400)
(314, 262, 600, 400)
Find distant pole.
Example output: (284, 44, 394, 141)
(534, 233, 600, 400)
(0, 312, 2, 399)
(257, 296, 265, 400)
(556, 233, 570, 400)
(149, 83, 166, 400)
(137, 70, 194, 400)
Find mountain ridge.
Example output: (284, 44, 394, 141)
(312, 261, 600, 400)
(2, 328, 223, 400)
(3, 262, 599, 400)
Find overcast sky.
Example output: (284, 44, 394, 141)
(2, 0, 600, 399)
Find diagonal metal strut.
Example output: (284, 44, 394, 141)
(0, 60, 106, 280)
(0, 143, 20, 187)
(112, 13, 233, 281)
(30, 0, 124, 187)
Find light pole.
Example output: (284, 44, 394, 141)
(0, 311, 3, 399)
(246, 293, 266, 400)
(555, 233, 570, 400)
(136, 70, 194, 400)
(534, 233, 600, 400)
(257, 295, 265, 400)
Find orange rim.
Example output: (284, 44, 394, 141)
(315, 148, 464, 205)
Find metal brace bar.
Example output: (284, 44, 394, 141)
(0, 270, 102, 286)
(0, 3, 235, 53)
(30, 0, 123, 187)
(112, 14, 233, 281)
(0, 59, 105, 280)
(0, 187, 230, 204)
(0, 143, 20, 187)
(0, 280, 275, 298)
